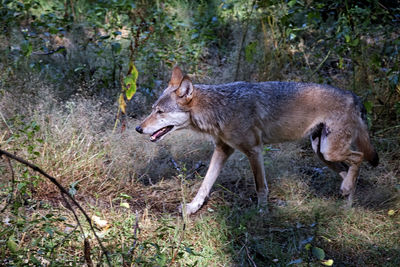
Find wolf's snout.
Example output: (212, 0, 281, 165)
(135, 126, 143, 134)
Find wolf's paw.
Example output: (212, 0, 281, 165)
(257, 190, 269, 213)
(178, 202, 202, 216)
(340, 181, 354, 196)
(257, 205, 269, 214)
(257, 200, 269, 214)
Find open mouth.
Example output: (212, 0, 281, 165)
(150, 126, 174, 142)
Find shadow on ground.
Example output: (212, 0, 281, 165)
(134, 132, 400, 265)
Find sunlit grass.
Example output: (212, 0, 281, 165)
(1, 87, 400, 265)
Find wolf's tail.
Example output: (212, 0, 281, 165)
(353, 94, 379, 167)
(356, 129, 379, 167)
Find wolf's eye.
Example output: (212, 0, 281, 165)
(156, 109, 163, 114)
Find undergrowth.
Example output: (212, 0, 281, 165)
(1, 82, 399, 266)
(1, 0, 400, 266)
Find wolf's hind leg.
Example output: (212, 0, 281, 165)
(339, 151, 363, 206)
(243, 145, 269, 211)
(317, 128, 364, 206)
(180, 140, 234, 215)
(310, 133, 349, 180)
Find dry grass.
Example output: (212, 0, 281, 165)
(1, 73, 400, 266)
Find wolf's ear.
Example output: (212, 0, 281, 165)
(176, 76, 194, 101)
(169, 66, 184, 87)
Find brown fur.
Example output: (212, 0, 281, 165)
(136, 66, 378, 215)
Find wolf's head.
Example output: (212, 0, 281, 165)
(136, 66, 194, 142)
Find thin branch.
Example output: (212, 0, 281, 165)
(84, 238, 94, 267)
(309, 49, 332, 78)
(0, 149, 111, 266)
(130, 210, 140, 252)
(234, 0, 257, 80)
(243, 243, 257, 267)
(61, 193, 95, 266)
(168, 222, 186, 267)
(0, 111, 13, 134)
(125, 210, 140, 266)
(32, 46, 66, 56)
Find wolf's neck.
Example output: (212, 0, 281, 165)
(189, 85, 228, 136)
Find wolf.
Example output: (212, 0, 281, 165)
(136, 66, 379, 215)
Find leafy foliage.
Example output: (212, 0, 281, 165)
(1, 0, 400, 266)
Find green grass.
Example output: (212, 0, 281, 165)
(1, 88, 399, 266)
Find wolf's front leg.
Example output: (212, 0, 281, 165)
(180, 141, 234, 215)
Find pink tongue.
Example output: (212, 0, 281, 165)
(152, 128, 165, 139)
(154, 130, 163, 138)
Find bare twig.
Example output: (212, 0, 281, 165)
(32, 46, 66, 56)
(131, 210, 140, 252)
(234, 0, 257, 80)
(170, 158, 181, 172)
(168, 222, 186, 267)
(125, 210, 140, 266)
(187, 161, 205, 179)
(243, 243, 257, 267)
(0, 149, 111, 266)
(309, 49, 332, 78)
(84, 238, 94, 267)
(0, 111, 13, 134)
(70, 0, 76, 22)
(170, 159, 205, 178)
(61, 194, 94, 266)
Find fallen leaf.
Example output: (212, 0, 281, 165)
(312, 247, 325, 260)
(321, 259, 334, 266)
(92, 215, 109, 229)
(120, 202, 130, 209)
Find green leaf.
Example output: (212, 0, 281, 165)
(120, 202, 130, 209)
(119, 193, 132, 199)
(184, 246, 199, 256)
(45, 226, 54, 237)
(7, 237, 18, 253)
(49, 27, 58, 34)
(288, 259, 303, 265)
(322, 259, 334, 266)
(111, 42, 122, 54)
(21, 40, 32, 57)
(350, 38, 359, 46)
(245, 42, 257, 63)
(364, 101, 373, 114)
(17, 182, 26, 191)
(288, 0, 297, 7)
(74, 66, 85, 72)
(30, 255, 41, 265)
(124, 62, 138, 100)
(338, 57, 344, 69)
(69, 181, 79, 197)
(312, 247, 326, 260)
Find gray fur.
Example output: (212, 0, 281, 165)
(137, 67, 378, 215)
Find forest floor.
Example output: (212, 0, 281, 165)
(1, 82, 399, 266)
